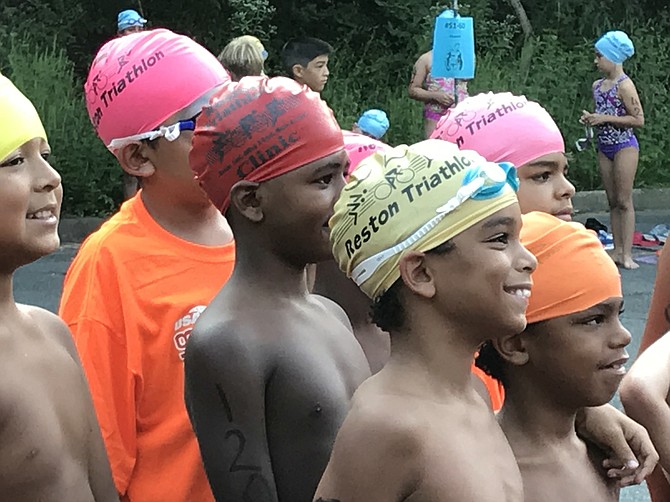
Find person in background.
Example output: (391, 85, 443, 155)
(352, 109, 390, 140)
(408, 49, 468, 138)
(432, 91, 574, 410)
(581, 30, 644, 270)
(313, 131, 392, 374)
(117, 9, 147, 37)
(218, 35, 268, 81)
(281, 37, 333, 92)
(116, 8, 149, 199)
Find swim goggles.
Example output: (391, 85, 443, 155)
(351, 161, 518, 287)
(106, 112, 201, 151)
(575, 126, 594, 152)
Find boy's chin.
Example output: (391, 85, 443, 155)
(576, 390, 620, 409)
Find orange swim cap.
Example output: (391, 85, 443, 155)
(190, 76, 343, 214)
(521, 212, 622, 324)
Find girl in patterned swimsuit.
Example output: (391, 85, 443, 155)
(581, 30, 644, 270)
(409, 49, 468, 139)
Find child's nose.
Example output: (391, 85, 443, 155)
(610, 321, 632, 348)
(37, 158, 62, 192)
(517, 242, 537, 274)
(556, 175, 576, 199)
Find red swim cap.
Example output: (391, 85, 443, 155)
(190, 76, 344, 214)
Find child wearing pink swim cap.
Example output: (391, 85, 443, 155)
(312, 131, 392, 374)
(431, 92, 575, 222)
(60, 29, 235, 502)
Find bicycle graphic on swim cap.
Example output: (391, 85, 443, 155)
(86, 71, 109, 105)
(445, 109, 477, 136)
(370, 165, 415, 200)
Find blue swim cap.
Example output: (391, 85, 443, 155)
(357, 109, 390, 139)
(117, 9, 147, 32)
(595, 31, 635, 64)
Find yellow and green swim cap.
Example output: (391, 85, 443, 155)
(330, 139, 520, 299)
(0, 74, 47, 162)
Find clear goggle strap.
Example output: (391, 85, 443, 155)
(161, 123, 183, 141)
(435, 175, 485, 214)
(107, 130, 162, 150)
(106, 119, 195, 151)
(351, 210, 449, 286)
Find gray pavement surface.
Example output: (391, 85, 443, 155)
(12, 209, 670, 502)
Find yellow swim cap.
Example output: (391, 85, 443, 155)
(330, 139, 519, 299)
(0, 74, 47, 162)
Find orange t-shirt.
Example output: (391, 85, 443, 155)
(471, 363, 505, 412)
(59, 195, 235, 502)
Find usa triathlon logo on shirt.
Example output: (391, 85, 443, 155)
(173, 306, 206, 361)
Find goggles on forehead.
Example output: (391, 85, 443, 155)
(351, 161, 518, 287)
(106, 112, 201, 151)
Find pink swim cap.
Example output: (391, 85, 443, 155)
(84, 28, 230, 149)
(342, 131, 389, 176)
(430, 92, 565, 168)
(190, 76, 344, 214)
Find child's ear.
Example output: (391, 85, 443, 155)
(117, 143, 156, 178)
(492, 332, 529, 367)
(230, 180, 263, 222)
(398, 251, 435, 299)
(291, 63, 304, 80)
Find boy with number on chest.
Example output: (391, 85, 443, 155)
(185, 76, 371, 502)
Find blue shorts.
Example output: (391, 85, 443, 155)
(598, 135, 639, 161)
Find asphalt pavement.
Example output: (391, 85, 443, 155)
(12, 209, 670, 502)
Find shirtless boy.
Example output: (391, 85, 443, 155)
(313, 131, 391, 373)
(316, 139, 536, 501)
(477, 212, 631, 502)
(0, 75, 117, 501)
(185, 77, 371, 501)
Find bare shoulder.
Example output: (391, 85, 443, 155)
(317, 382, 424, 499)
(335, 383, 424, 459)
(186, 313, 275, 391)
(312, 294, 353, 332)
(417, 51, 431, 66)
(619, 77, 639, 94)
(188, 316, 254, 364)
(18, 304, 78, 359)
